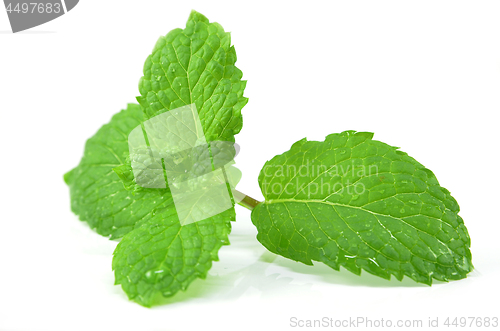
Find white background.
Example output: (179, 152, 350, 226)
(1, 1, 499, 330)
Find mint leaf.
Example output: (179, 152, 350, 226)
(64, 103, 235, 305)
(108, 11, 246, 305)
(112, 206, 233, 307)
(137, 10, 248, 143)
(64, 104, 173, 239)
(115, 10, 248, 193)
(251, 131, 472, 285)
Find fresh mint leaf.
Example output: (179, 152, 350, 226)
(109, 11, 245, 304)
(65, 102, 235, 304)
(115, 10, 248, 193)
(64, 104, 173, 239)
(112, 206, 233, 307)
(66, 11, 248, 306)
(251, 131, 472, 285)
(137, 10, 248, 143)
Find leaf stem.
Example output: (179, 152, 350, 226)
(232, 189, 262, 211)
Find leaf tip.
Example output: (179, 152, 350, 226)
(188, 10, 209, 23)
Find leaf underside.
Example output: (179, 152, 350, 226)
(251, 131, 472, 285)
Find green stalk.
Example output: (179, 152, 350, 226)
(232, 189, 261, 211)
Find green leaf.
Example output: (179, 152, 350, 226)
(66, 10, 245, 305)
(137, 10, 248, 143)
(65, 103, 235, 304)
(64, 104, 173, 239)
(251, 131, 472, 285)
(115, 10, 248, 193)
(111, 11, 244, 304)
(112, 205, 233, 307)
